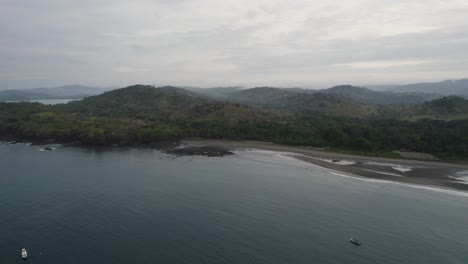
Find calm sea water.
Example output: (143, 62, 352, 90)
(1, 143, 467, 264)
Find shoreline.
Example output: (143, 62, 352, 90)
(3, 137, 468, 192)
(183, 139, 468, 192)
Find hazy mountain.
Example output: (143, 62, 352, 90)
(0, 85, 111, 101)
(182, 86, 243, 99)
(369, 79, 468, 98)
(318, 85, 441, 105)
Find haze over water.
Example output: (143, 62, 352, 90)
(1, 143, 467, 264)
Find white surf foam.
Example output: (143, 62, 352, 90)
(328, 171, 468, 197)
(328, 171, 384, 183)
(448, 171, 468, 185)
(303, 156, 356, 165)
(364, 161, 414, 172)
(37, 146, 58, 152)
(334, 160, 356, 165)
(392, 166, 412, 172)
(237, 149, 468, 197)
(362, 169, 403, 177)
(455, 170, 468, 176)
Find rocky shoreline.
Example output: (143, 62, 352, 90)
(1, 137, 234, 157)
(167, 145, 234, 157)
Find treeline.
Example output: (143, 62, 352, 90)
(1, 102, 467, 158)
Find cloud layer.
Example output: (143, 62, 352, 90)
(1, 0, 467, 89)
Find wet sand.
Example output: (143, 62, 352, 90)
(183, 139, 468, 191)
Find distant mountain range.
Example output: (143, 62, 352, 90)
(369, 79, 468, 98)
(0, 85, 112, 101)
(2, 78, 466, 102)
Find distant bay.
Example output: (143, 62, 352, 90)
(6, 99, 79, 105)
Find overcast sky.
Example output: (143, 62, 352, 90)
(1, 0, 467, 89)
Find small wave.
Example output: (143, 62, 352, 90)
(366, 161, 413, 169)
(8, 142, 32, 146)
(391, 182, 468, 197)
(455, 170, 468, 176)
(365, 161, 401, 166)
(362, 169, 403, 177)
(392, 167, 412, 172)
(458, 179, 468, 185)
(449, 171, 468, 185)
(334, 160, 356, 165)
(364, 161, 413, 172)
(235, 149, 322, 171)
(456, 175, 468, 185)
(38, 146, 58, 152)
(327, 171, 468, 197)
(305, 157, 356, 166)
(328, 171, 386, 183)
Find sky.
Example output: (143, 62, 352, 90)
(1, 0, 468, 89)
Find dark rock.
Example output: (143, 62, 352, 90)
(167, 146, 234, 157)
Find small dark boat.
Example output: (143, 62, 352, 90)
(44, 147, 52, 151)
(349, 238, 361, 246)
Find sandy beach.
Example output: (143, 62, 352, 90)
(183, 139, 468, 191)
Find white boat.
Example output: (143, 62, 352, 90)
(22, 248, 27, 259)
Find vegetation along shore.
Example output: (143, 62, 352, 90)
(1, 85, 468, 161)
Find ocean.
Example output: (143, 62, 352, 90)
(0, 142, 467, 264)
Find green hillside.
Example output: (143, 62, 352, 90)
(1, 85, 468, 158)
(402, 96, 468, 121)
(418, 96, 468, 115)
(211, 87, 377, 118)
(188, 85, 441, 118)
(0, 85, 281, 145)
(62, 85, 268, 122)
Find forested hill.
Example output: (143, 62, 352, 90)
(400, 96, 468, 120)
(418, 96, 468, 115)
(188, 85, 441, 118)
(0, 85, 281, 145)
(0, 85, 467, 159)
(61, 85, 270, 121)
(220, 86, 377, 118)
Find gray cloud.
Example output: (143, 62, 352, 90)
(1, 0, 467, 89)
